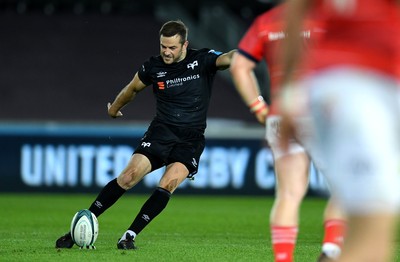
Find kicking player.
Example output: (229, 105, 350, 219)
(55, 20, 236, 250)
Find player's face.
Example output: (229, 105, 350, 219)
(160, 34, 188, 64)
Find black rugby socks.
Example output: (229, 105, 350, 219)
(89, 178, 126, 217)
(128, 187, 171, 235)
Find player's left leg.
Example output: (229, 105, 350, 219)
(318, 198, 346, 262)
(270, 151, 310, 262)
(266, 116, 310, 262)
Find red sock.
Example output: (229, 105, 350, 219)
(322, 219, 346, 247)
(271, 225, 298, 262)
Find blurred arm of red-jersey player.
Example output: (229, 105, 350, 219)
(278, 0, 311, 151)
(281, 0, 311, 85)
(230, 53, 268, 125)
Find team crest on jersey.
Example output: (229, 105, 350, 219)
(141, 142, 151, 148)
(187, 60, 198, 70)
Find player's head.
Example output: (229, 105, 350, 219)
(159, 20, 189, 64)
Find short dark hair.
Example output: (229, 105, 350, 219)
(159, 20, 188, 44)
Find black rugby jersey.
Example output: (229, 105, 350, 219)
(137, 48, 222, 132)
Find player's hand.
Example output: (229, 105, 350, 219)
(254, 107, 268, 125)
(107, 102, 123, 118)
(249, 96, 268, 125)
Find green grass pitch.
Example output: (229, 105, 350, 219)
(0, 193, 398, 262)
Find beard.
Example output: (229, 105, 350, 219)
(162, 55, 174, 64)
(161, 49, 184, 64)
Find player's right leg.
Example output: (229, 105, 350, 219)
(55, 153, 152, 248)
(116, 162, 189, 250)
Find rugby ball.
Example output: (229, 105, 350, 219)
(70, 209, 99, 248)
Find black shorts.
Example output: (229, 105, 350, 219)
(134, 120, 205, 178)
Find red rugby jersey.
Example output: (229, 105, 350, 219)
(238, 4, 322, 115)
(305, 0, 399, 78)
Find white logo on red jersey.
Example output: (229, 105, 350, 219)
(268, 31, 286, 41)
(268, 30, 311, 41)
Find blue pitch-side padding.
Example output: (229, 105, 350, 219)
(0, 122, 147, 137)
(0, 121, 330, 196)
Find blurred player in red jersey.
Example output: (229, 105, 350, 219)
(279, 0, 400, 261)
(230, 3, 346, 262)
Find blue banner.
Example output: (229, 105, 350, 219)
(0, 122, 330, 196)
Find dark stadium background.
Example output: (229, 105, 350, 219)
(0, 0, 278, 123)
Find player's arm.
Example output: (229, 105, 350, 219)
(279, 0, 312, 151)
(281, 0, 311, 84)
(230, 52, 268, 125)
(107, 72, 147, 118)
(215, 49, 237, 70)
